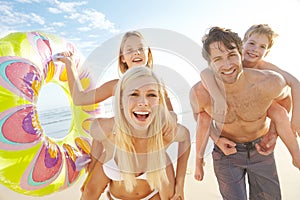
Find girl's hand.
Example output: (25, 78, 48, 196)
(53, 51, 75, 67)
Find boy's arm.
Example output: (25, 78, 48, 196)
(200, 68, 227, 115)
(262, 63, 300, 132)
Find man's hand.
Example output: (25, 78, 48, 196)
(215, 137, 237, 155)
(255, 130, 278, 156)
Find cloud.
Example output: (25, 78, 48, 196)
(0, 3, 45, 26)
(77, 26, 91, 32)
(16, 0, 41, 3)
(48, 7, 62, 14)
(52, 22, 65, 27)
(51, 1, 119, 34)
(54, 0, 87, 13)
(63, 9, 119, 33)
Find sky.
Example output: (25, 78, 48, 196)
(1, 0, 300, 197)
(1, 0, 300, 112)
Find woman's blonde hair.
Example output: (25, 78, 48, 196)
(113, 66, 176, 192)
(118, 31, 153, 74)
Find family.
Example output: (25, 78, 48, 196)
(57, 24, 300, 200)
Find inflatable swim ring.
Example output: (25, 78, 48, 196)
(0, 32, 98, 196)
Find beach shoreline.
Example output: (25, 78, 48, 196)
(1, 138, 300, 199)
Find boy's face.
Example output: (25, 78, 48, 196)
(243, 33, 269, 65)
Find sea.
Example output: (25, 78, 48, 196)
(38, 106, 73, 139)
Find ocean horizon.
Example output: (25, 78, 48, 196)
(37, 106, 72, 139)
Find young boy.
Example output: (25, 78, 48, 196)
(195, 24, 300, 181)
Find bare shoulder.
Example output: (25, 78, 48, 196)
(245, 68, 284, 83)
(90, 117, 115, 140)
(190, 81, 211, 111)
(245, 68, 287, 97)
(257, 60, 278, 71)
(173, 123, 190, 142)
(190, 81, 209, 100)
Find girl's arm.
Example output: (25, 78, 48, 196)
(200, 68, 227, 115)
(260, 62, 300, 132)
(58, 51, 118, 105)
(171, 125, 191, 200)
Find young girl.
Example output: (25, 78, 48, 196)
(58, 31, 185, 196)
(59, 31, 170, 106)
(80, 67, 190, 200)
(194, 24, 300, 181)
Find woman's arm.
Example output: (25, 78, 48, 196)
(171, 125, 190, 200)
(80, 158, 110, 200)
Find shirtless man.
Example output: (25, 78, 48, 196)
(190, 27, 289, 200)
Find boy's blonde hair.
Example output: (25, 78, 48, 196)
(113, 66, 176, 192)
(118, 31, 153, 74)
(243, 24, 278, 50)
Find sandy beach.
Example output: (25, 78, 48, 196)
(1, 138, 300, 200)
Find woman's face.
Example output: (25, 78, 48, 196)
(122, 76, 159, 133)
(121, 35, 148, 69)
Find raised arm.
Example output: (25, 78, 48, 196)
(57, 51, 118, 105)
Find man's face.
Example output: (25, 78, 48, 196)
(209, 41, 243, 84)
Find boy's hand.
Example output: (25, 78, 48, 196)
(194, 158, 205, 181)
(255, 130, 277, 156)
(215, 137, 237, 155)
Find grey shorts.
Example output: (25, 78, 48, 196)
(212, 137, 281, 200)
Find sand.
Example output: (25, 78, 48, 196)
(1, 138, 300, 200)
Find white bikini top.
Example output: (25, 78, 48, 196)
(103, 146, 147, 181)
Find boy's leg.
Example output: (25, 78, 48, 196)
(268, 102, 300, 168)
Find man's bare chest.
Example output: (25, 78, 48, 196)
(215, 88, 271, 123)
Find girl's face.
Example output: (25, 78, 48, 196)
(121, 35, 148, 69)
(243, 33, 269, 65)
(122, 76, 159, 134)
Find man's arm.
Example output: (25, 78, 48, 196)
(189, 83, 237, 157)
